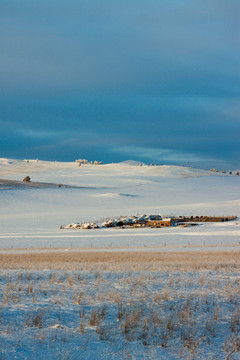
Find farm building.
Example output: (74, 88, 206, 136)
(147, 218, 172, 228)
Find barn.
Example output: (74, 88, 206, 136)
(147, 218, 172, 228)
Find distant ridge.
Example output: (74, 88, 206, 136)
(118, 160, 144, 166)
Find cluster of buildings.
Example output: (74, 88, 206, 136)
(61, 214, 237, 230)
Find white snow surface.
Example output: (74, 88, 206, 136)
(0, 268, 240, 360)
(0, 159, 240, 360)
(0, 158, 239, 250)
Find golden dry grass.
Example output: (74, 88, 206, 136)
(0, 250, 239, 271)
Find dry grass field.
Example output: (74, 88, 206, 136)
(0, 250, 239, 271)
(0, 251, 239, 359)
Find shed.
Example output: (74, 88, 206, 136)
(147, 218, 172, 228)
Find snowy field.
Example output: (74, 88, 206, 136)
(0, 158, 240, 359)
(0, 158, 239, 251)
(0, 260, 240, 360)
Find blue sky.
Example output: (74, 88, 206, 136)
(0, 0, 239, 168)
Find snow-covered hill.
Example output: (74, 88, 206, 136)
(0, 158, 239, 249)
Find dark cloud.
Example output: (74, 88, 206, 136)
(1, 0, 239, 95)
(0, 0, 239, 167)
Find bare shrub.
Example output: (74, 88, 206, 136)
(117, 305, 125, 322)
(204, 318, 216, 338)
(177, 307, 191, 325)
(68, 276, 74, 287)
(161, 290, 169, 301)
(76, 292, 83, 305)
(79, 320, 86, 334)
(96, 324, 110, 341)
(224, 334, 240, 359)
(166, 315, 177, 331)
(88, 306, 106, 327)
(157, 330, 169, 348)
(214, 306, 219, 321)
(122, 307, 146, 342)
(26, 284, 33, 294)
(25, 310, 44, 328)
(181, 327, 200, 354)
(230, 310, 240, 333)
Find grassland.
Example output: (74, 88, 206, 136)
(0, 250, 239, 271)
(0, 251, 239, 359)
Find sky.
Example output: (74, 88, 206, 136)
(0, 0, 239, 168)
